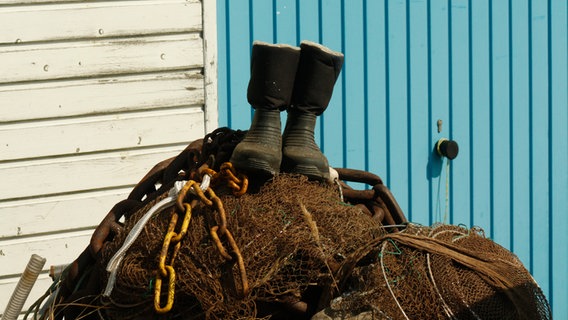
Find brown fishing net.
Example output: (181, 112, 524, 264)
(97, 174, 386, 319)
(96, 176, 551, 320)
(38, 129, 550, 320)
(325, 224, 552, 320)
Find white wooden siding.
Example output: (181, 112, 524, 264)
(0, 0, 217, 315)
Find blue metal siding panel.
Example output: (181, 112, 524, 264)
(510, 0, 532, 275)
(274, 0, 298, 44)
(386, 0, 411, 214)
(216, 0, 568, 317)
(491, 0, 512, 246)
(408, 0, 431, 224)
(250, 0, 276, 42)
(365, 0, 389, 186)
(530, 0, 551, 297)
(429, 0, 452, 224)
(449, 0, 472, 227)
(470, 0, 492, 237)
(344, 0, 366, 179)
(550, 0, 568, 314)
(320, 0, 345, 167)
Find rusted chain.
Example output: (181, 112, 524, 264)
(154, 163, 250, 313)
(374, 184, 407, 225)
(155, 207, 187, 313)
(333, 167, 407, 231)
(195, 163, 250, 297)
(54, 132, 246, 316)
(90, 199, 141, 258)
(335, 167, 383, 186)
(201, 162, 249, 197)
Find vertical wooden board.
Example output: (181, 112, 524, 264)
(469, 0, 492, 237)
(550, 0, 568, 316)
(490, 0, 512, 245)
(0, 188, 130, 238)
(217, 0, 229, 127)
(429, 0, 451, 224)
(530, 0, 551, 298)
(385, 0, 409, 214)
(203, 0, 219, 134)
(320, 0, 345, 168)
(274, 0, 297, 45)
(226, 0, 252, 131)
(0, 0, 202, 44)
(510, 0, 531, 268)
(448, 0, 471, 226)
(365, 0, 388, 182)
(343, 0, 366, 174)
(251, 0, 275, 43)
(407, 0, 430, 224)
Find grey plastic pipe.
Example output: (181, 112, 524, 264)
(2, 254, 46, 320)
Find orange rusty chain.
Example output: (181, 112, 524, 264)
(334, 168, 407, 230)
(154, 162, 250, 313)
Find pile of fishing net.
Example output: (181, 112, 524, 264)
(97, 174, 386, 319)
(33, 128, 550, 320)
(316, 223, 552, 320)
(94, 176, 550, 319)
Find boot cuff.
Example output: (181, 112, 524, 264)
(253, 40, 301, 52)
(300, 40, 344, 59)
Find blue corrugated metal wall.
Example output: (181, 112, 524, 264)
(216, 0, 567, 317)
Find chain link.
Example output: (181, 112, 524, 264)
(154, 198, 189, 313)
(154, 162, 249, 313)
(201, 162, 248, 196)
(198, 163, 250, 297)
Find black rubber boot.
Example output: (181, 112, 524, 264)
(281, 41, 344, 181)
(230, 41, 300, 177)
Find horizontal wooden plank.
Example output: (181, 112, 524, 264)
(0, 230, 91, 277)
(0, 71, 204, 122)
(0, 33, 203, 84)
(0, 0, 201, 5)
(0, 145, 187, 201)
(0, 107, 204, 161)
(0, 274, 56, 317)
(0, 0, 202, 45)
(0, 188, 130, 238)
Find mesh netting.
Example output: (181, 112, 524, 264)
(98, 174, 386, 319)
(328, 224, 552, 320)
(95, 175, 550, 320)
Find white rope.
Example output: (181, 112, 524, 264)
(103, 180, 187, 296)
(380, 241, 409, 320)
(329, 167, 344, 202)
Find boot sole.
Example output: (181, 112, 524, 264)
(283, 164, 329, 181)
(232, 157, 279, 177)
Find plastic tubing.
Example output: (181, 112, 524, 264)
(2, 254, 47, 320)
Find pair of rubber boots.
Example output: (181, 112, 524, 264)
(230, 40, 344, 182)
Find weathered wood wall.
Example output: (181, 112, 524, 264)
(0, 0, 217, 315)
